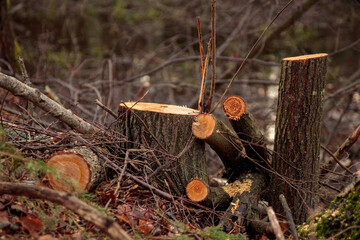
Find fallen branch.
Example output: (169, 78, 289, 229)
(267, 207, 285, 240)
(0, 72, 101, 135)
(322, 125, 360, 172)
(0, 181, 132, 240)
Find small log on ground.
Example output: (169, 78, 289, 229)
(46, 147, 104, 192)
(117, 102, 208, 195)
(269, 53, 327, 224)
(223, 95, 270, 166)
(186, 177, 267, 211)
(192, 113, 248, 177)
(219, 171, 267, 232)
(186, 178, 232, 209)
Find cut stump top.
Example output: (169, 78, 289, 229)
(223, 95, 246, 120)
(192, 114, 217, 140)
(120, 102, 199, 115)
(283, 53, 328, 61)
(186, 178, 209, 202)
(46, 152, 91, 192)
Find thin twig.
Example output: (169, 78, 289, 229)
(197, 17, 205, 76)
(17, 56, 34, 127)
(0, 72, 101, 134)
(95, 99, 118, 119)
(329, 38, 360, 57)
(105, 149, 145, 209)
(104, 59, 114, 123)
(210, 0, 294, 113)
(325, 225, 360, 240)
(279, 194, 298, 240)
(197, 17, 205, 112)
(111, 56, 278, 87)
(321, 144, 353, 175)
(205, 0, 216, 112)
(198, 39, 211, 112)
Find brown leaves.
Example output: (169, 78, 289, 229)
(116, 204, 157, 235)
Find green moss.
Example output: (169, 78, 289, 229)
(298, 184, 360, 239)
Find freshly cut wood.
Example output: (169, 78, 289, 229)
(269, 53, 327, 223)
(219, 172, 267, 232)
(186, 178, 209, 202)
(187, 177, 266, 210)
(223, 95, 270, 165)
(118, 102, 208, 195)
(192, 113, 248, 176)
(46, 147, 104, 192)
(223, 95, 246, 120)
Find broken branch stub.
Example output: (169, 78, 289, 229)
(192, 113, 248, 176)
(223, 95, 270, 166)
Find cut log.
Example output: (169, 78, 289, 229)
(46, 147, 104, 192)
(186, 177, 267, 211)
(223, 95, 270, 166)
(192, 113, 248, 178)
(185, 178, 232, 209)
(117, 102, 208, 195)
(186, 178, 209, 202)
(269, 53, 327, 223)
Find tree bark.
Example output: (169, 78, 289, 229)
(219, 172, 267, 232)
(223, 95, 270, 167)
(269, 53, 327, 224)
(117, 102, 208, 195)
(0, 0, 16, 72)
(192, 113, 249, 179)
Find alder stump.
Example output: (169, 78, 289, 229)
(269, 53, 327, 223)
(117, 102, 209, 195)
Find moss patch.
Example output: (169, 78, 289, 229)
(297, 182, 360, 239)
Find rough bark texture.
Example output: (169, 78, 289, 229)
(0, 0, 16, 72)
(269, 53, 327, 224)
(192, 113, 248, 179)
(223, 95, 270, 168)
(117, 102, 208, 195)
(219, 172, 267, 232)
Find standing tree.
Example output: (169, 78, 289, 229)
(269, 53, 328, 223)
(0, 0, 16, 72)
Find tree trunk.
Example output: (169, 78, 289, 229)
(0, 0, 16, 72)
(117, 102, 208, 195)
(269, 53, 327, 223)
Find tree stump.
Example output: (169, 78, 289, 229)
(117, 102, 208, 195)
(269, 53, 327, 223)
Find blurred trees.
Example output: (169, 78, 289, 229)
(4, 0, 360, 150)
